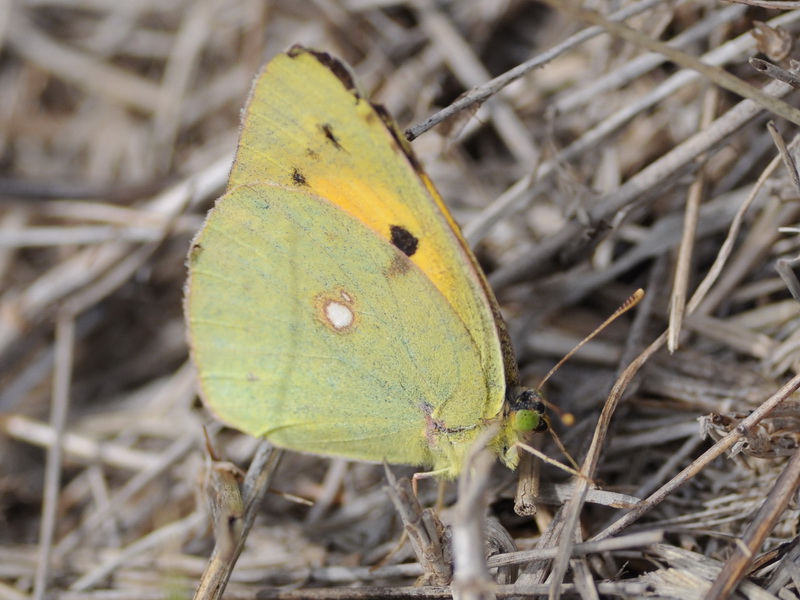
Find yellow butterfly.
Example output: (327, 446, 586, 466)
(185, 46, 546, 479)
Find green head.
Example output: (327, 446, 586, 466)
(493, 387, 548, 470)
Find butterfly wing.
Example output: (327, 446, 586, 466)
(187, 183, 495, 474)
(227, 47, 511, 413)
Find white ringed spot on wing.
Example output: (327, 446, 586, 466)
(315, 288, 358, 334)
(326, 302, 353, 329)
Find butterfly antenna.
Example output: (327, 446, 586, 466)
(538, 288, 645, 425)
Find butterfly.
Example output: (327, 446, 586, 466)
(185, 46, 547, 480)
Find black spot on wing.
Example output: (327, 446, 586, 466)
(292, 168, 307, 186)
(321, 124, 343, 151)
(390, 225, 419, 257)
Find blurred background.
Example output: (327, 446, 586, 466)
(3, 0, 800, 597)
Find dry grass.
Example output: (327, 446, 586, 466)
(3, 1, 800, 598)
